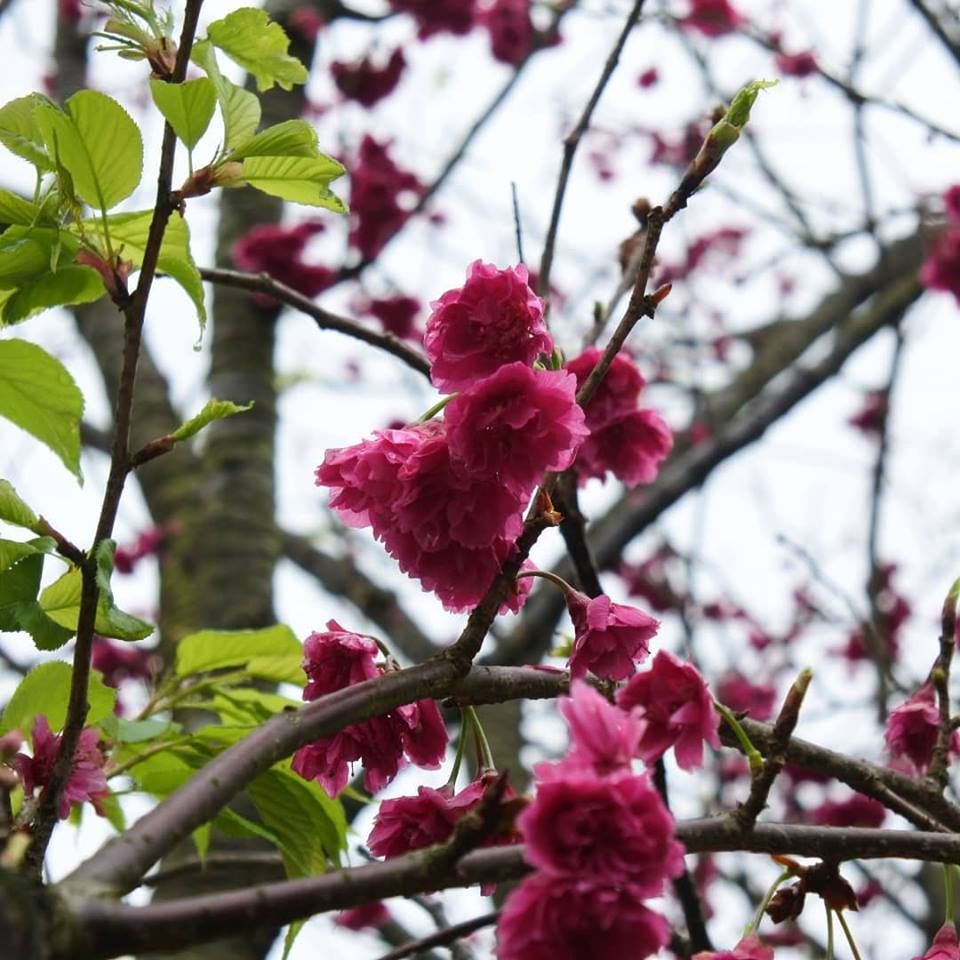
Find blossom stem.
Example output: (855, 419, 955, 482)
(715, 703, 764, 774)
(836, 910, 862, 960)
(446, 710, 471, 789)
(825, 904, 835, 960)
(415, 394, 454, 424)
(945, 863, 956, 923)
(746, 868, 792, 935)
(514, 568, 574, 596)
(463, 706, 495, 772)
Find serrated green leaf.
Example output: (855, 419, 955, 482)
(0, 537, 56, 574)
(0, 479, 41, 533)
(0, 660, 115, 735)
(176, 625, 303, 683)
(0, 190, 48, 227)
(0, 339, 85, 478)
(206, 8, 308, 92)
(34, 91, 143, 212)
(2, 265, 104, 327)
(172, 398, 253, 441)
(149, 76, 217, 150)
(0, 552, 43, 631)
(0, 94, 54, 171)
(80, 210, 206, 328)
(39, 567, 154, 642)
(15, 601, 76, 651)
(231, 156, 347, 211)
(0, 227, 79, 288)
(191, 40, 261, 153)
(225, 120, 318, 162)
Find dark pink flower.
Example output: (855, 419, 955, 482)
(13, 715, 108, 820)
(649, 121, 709, 167)
(680, 0, 744, 37)
(945, 186, 960, 223)
(921, 226, 960, 305)
(497, 874, 670, 960)
(364, 295, 422, 341)
(617, 649, 721, 770)
(775, 50, 818, 77)
(520, 767, 684, 893)
(335, 902, 391, 930)
(113, 524, 169, 574)
(848, 390, 888, 437)
(480, 0, 536, 65)
(59, 0, 84, 22)
(914, 925, 960, 960)
(331, 48, 406, 108)
(694, 935, 774, 960)
(289, 6, 325, 39)
(0, 730, 23, 762)
(811, 793, 886, 828)
(566, 591, 659, 680)
(91, 638, 156, 689)
(424, 261, 552, 392)
(559, 680, 641, 776)
(637, 67, 659, 88)
(388, 0, 476, 38)
(349, 136, 422, 259)
(885, 682, 957, 776)
(233, 220, 334, 303)
(394, 698, 449, 769)
(565, 348, 673, 487)
(716, 673, 777, 721)
(445, 364, 587, 494)
(301, 621, 380, 700)
(368, 783, 480, 857)
(576, 409, 673, 486)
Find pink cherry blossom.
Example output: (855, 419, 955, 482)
(716, 672, 777, 721)
(680, 0, 744, 37)
(694, 935, 774, 960)
(424, 260, 552, 392)
(566, 347, 645, 428)
(885, 682, 960, 776)
(946, 186, 960, 223)
(331, 48, 406, 108)
(921, 226, 960, 305)
(497, 874, 670, 960)
(394, 698, 449, 769)
(558, 680, 641, 776)
(914, 925, 960, 960)
(480, 0, 536, 65)
(775, 50, 818, 77)
(335, 902, 392, 930)
(566, 590, 659, 680)
(388, 0, 476, 39)
(13, 715, 108, 820)
(445, 364, 588, 494)
(519, 766, 684, 894)
(302, 621, 380, 701)
(233, 220, 334, 304)
(618, 649, 721, 770)
(811, 793, 886, 828)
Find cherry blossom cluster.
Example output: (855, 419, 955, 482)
(885, 681, 960, 777)
(921, 185, 960, 304)
(497, 682, 690, 960)
(291, 621, 448, 795)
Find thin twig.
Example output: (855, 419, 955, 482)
(537, 0, 648, 298)
(199, 267, 431, 378)
(372, 912, 499, 960)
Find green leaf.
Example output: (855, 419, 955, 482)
(34, 91, 143, 212)
(225, 120, 319, 162)
(39, 566, 154, 642)
(0, 660, 116, 735)
(0, 537, 56, 574)
(0, 339, 85, 478)
(231, 156, 347, 211)
(0, 190, 49, 227)
(0, 552, 43, 631)
(99, 791, 126, 832)
(172, 398, 254, 441)
(0, 94, 54, 171)
(149, 77, 217, 150)
(191, 40, 261, 153)
(99, 715, 175, 744)
(2, 265, 104, 327)
(81, 210, 206, 328)
(15, 600, 76, 651)
(175, 625, 303, 683)
(247, 764, 346, 875)
(206, 9, 308, 92)
(0, 227, 79, 288)
(209, 687, 301, 726)
(0, 479, 41, 533)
